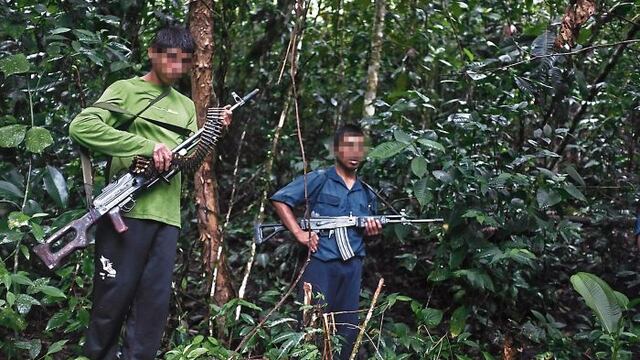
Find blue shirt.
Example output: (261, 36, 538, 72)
(270, 166, 377, 261)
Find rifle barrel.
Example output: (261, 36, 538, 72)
(392, 218, 444, 223)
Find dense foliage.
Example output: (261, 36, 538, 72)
(1, 0, 639, 359)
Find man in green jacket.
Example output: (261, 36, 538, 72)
(69, 26, 231, 360)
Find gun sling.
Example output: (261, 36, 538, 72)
(78, 87, 193, 202)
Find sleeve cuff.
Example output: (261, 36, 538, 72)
(270, 195, 296, 209)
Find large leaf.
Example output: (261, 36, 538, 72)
(432, 170, 453, 184)
(514, 76, 535, 95)
(0, 124, 27, 148)
(15, 339, 41, 359)
(565, 165, 586, 186)
(368, 141, 408, 160)
(15, 293, 40, 315)
(454, 269, 495, 291)
(46, 311, 70, 332)
(8, 211, 30, 229)
(570, 272, 622, 334)
(414, 305, 443, 328)
(411, 156, 428, 177)
(25, 127, 54, 153)
(43, 166, 68, 208)
(0, 54, 30, 77)
(393, 129, 413, 144)
(395, 253, 417, 271)
(449, 306, 469, 337)
(45, 340, 68, 357)
(563, 183, 587, 202)
(413, 178, 432, 207)
(531, 30, 555, 57)
(0, 180, 24, 201)
(536, 188, 562, 209)
(417, 138, 445, 152)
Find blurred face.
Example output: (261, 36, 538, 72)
(148, 47, 192, 85)
(335, 134, 366, 172)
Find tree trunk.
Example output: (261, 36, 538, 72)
(362, 0, 386, 119)
(189, 0, 234, 307)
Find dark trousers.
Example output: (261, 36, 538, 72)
(300, 256, 363, 360)
(84, 217, 179, 360)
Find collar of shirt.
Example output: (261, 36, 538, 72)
(326, 166, 363, 192)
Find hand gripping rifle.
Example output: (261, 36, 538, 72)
(255, 210, 444, 254)
(33, 89, 259, 270)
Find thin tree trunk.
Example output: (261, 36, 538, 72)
(362, 0, 386, 119)
(189, 0, 234, 308)
(235, 87, 293, 320)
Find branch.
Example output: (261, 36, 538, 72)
(549, 22, 640, 168)
(484, 39, 640, 74)
(349, 278, 384, 360)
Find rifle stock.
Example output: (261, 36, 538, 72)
(254, 222, 286, 245)
(32, 209, 100, 270)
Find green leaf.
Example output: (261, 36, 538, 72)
(536, 188, 562, 209)
(46, 311, 70, 331)
(25, 127, 54, 153)
(8, 211, 30, 229)
(432, 170, 453, 184)
(463, 48, 475, 61)
(0, 307, 26, 331)
(45, 340, 68, 356)
(0, 180, 24, 201)
(563, 183, 586, 202)
(187, 348, 209, 358)
(531, 30, 555, 57)
(570, 272, 622, 334)
(449, 306, 469, 337)
(565, 165, 586, 186)
(454, 269, 495, 291)
(15, 339, 41, 359)
(428, 268, 452, 282)
(275, 332, 304, 359)
(0, 124, 27, 148)
(30, 222, 44, 242)
(15, 293, 40, 315)
(411, 156, 428, 177)
(393, 129, 413, 144)
(11, 272, 33, 286)
(417, 138, 445, 152)
(110, 61, 131, 72)
(614, 291, 629, 309)
(39, 285, 66, 298)
(0, 54, 30, 76)
(413, 178, 432, 207)
(421, 307, 444, 328)
(368, 141, 409, 159)
(43, 166, 68, 208)
(504, 248, 536, 265)
(395, 253, 417, 271)
(50, 27, 71, 35)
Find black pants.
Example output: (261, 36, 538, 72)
(299, 257, 363, 360)
(84, 217, 179, 360)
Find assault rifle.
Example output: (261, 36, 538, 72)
(255, 210, 444, 255)
(33, 89, 259, 269)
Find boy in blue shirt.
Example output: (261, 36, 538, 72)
(271, 124, 382, 359)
